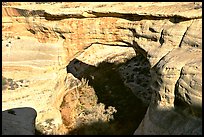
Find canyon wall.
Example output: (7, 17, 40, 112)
(2, 2, 202, 135)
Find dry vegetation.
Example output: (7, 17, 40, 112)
(58, 78, 117, 135)
(55, 59, 148, 135)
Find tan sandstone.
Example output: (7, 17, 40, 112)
(2, 2, 202, 135)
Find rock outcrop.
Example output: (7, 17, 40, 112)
(2, 2, 202, 135)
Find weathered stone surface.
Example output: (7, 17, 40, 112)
(2, 2, 202, 135)
(135, 20, 202, 135)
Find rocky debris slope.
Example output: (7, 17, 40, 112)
(2, 76, 30, 90)
(118, 55, 151, 106)
(2, 2, 202, 135)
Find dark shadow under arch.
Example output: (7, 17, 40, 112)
(66, 51, 152, 134)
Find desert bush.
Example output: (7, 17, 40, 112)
(59, 78, 117, 135)
(2, 77, 7, 86)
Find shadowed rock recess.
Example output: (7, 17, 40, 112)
(2, 2, 202, 135)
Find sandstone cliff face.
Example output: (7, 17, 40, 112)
(2, 2, 202, 135)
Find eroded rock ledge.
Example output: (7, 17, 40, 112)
(2, 2, 202, 135)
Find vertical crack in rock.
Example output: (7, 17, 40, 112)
(159, 29, 164, 46)
(178, 21, 194, 47)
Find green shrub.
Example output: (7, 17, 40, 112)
(2, 77, 7, 86)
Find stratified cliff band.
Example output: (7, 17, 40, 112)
(2, 2, 202, 135)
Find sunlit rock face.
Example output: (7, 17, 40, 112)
(2, 2, 202, 135)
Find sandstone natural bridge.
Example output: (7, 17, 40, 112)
(2, 2, 202, 135)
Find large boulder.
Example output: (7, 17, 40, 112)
(2, 107, 37, 135)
